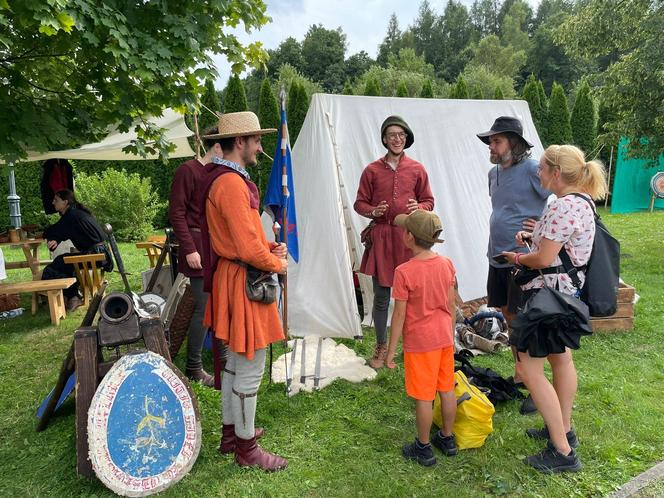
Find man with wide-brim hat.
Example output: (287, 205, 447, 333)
(168, 114, 237, 388)
(199, 111, 288, 472)
(476, 115, 549, 414)
(354, 115, 435, 369)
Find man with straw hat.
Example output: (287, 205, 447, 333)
(200, 111, 289, 472)
(168, 122, 228, 387)
(354, 115, 435, 369)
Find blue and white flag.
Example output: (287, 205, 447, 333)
(263, 104, 299, 262)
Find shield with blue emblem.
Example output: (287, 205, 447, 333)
(87, 351, 201, 497)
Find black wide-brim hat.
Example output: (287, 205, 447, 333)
(381, 115, 414, 149)
(476, 116, 534, 148)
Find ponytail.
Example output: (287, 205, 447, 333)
(541, 145, 608, 200)
(581, 160, 608, 200)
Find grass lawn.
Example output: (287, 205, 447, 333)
(1, 209, 663, 498)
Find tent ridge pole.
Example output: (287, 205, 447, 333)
(323, 109, 364, 338)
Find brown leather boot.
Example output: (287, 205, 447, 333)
(234, 435, 287, 472)
(185, 368, 214, 388)
(368, 343, 387, 369)
(218, 424, 266, 454)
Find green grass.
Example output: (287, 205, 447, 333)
(1, 210, 663, 498)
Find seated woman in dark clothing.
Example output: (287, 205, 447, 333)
(41, 189, 112, 311)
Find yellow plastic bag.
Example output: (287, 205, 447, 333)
(433, 370, 495, 449)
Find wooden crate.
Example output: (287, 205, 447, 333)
(590, 282, 635, 332)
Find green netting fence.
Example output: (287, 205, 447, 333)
(611, 138, 664, 214)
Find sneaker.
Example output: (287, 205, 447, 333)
(526, 426, 579, 449)
(520, 394, 538, 415)
(431, 431, 458, 456)
(507, 376, 526, 390)
(524, 441, 582, 473)
(402, 439, 437, 467)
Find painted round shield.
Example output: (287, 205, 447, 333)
(651, 172, 664, 199)
(88, 351, 201, 497)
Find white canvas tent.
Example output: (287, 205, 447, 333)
(4, 108, 195, 163)
(2, 108, 194, 227)
(284, 94, 543, 340)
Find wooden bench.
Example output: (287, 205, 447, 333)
(0, 278, 77, 326)
(4, 259, 53, 271)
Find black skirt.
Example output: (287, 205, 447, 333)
(509, 287, 593, 357)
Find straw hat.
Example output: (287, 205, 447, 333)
(203, 111, 276, 139)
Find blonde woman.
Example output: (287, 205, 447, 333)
(502, 145, 608, 473)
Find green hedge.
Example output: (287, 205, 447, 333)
(76, 169, 164, 241)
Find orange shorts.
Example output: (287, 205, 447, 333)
(404, 346, 455, 401)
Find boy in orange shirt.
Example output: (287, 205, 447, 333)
(385, 209, 458, 466)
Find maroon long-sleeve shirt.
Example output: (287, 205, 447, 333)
(354, 153, 435, 287)
(168, 158, 211, 278)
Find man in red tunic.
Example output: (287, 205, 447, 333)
(354, 116, 435, 368)
(168, 134, 226, 386)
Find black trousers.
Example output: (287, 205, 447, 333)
(41, 254, 79, 299)
(41, 246, 110, 299)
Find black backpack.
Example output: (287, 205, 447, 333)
(559, 194, 620, 317)
(454, 354, 524, 405)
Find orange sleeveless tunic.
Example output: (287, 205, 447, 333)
(203, 173, 284, 360)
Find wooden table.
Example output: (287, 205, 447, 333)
(0, 238, 47, 280)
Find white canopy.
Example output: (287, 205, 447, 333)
(5, 108, 194, 163)
(282, 93, 543, 339)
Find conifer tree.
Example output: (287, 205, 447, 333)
(537, 80, 548, 111)
(537, 79, 549, 143)
(396, 81, 409, 97)
(286, 82, 300, 143)
(199, 79, 222, 131)
(420, 79, 434, 98)
(342, 81, 354, 95)
(522, 74, 542, 131)
(223, 74, 248, 113)
(287, 82, 309, 144)
(364, 77, 381, 96)
(453, 75, 469, 99)
(187, 78, 220, 150)
(493, 86, 504, 99)
(470, 84, 484, 99)
(570, 79, 597, 157)
(256, 79, 280, 196)
(545, 82, 572, 145)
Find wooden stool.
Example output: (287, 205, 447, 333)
(63, 253, 106, 307)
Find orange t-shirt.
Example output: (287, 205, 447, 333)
(392, 255, 456, 353)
